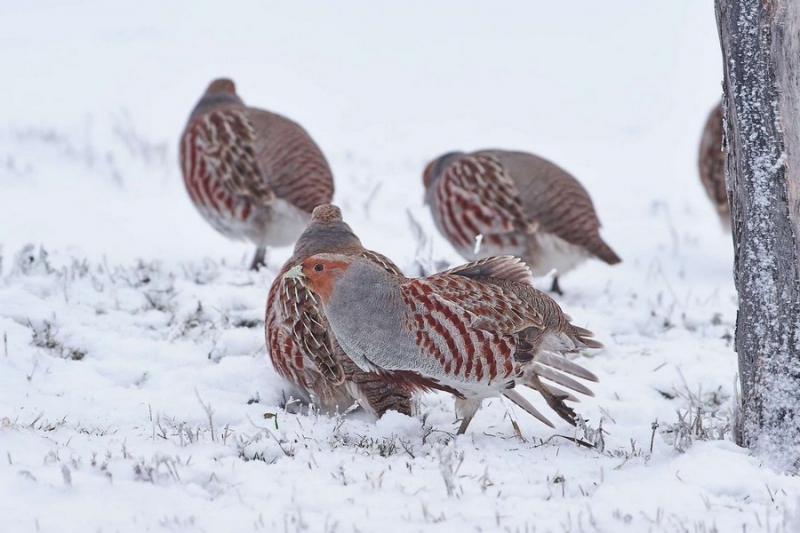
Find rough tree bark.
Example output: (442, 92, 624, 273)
(716, 0, 800, 470)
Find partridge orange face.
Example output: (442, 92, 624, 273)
(284, 255, 352, 303)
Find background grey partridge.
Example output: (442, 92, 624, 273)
(423, 150, 620, 294)
(286, 254, 600, 434)
(180, 78, 334, 269)
(698, 102, 730, 229)
(265, 204, 415, 417)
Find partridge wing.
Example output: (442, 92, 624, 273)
(359, 250, 404, 276)
(431, 153, 536, 249)
(268, 270, 344, 384)
(190, 109, 274, 205)
(398, 274, 542, 385)
(445, 255, 533, 284)
(420, 274, 543, 335)
(246, 109, 334, 213)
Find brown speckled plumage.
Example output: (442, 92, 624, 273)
(265, 205, 415, 416)
(180, 78, 334, 269)
(424, 150, 620, 293)
(698, 102, 730, 229)
(288, 254, 600, 434)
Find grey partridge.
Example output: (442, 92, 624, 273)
(698, 102, 729, 229)
(423, 150, 620, 294)
(265, 204, 415, 417)
(285, 254, 600, 434)
(180, 78, 334, 269)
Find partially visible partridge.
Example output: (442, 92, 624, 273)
(423, 150, 620, 294)
(180, 78, 334, 269)
(698, 102, 730, 229)
(266, 204, 415, 417)
(286, 254, 601, 434)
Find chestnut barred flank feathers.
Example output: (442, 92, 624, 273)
(288, 253, 601, 434)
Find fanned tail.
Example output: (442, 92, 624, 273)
(516, 343, 600, 426)
(536, 352, 598, 381)
(524, 372, 580, 425)
(590, 236, 621, 265)
(503, 389, 555, 428)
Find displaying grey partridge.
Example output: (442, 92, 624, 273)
(180, 78, 334, 269)
(423, 150, 620, 294)
(285, 254, 601, 434)
(265, 204, 415, 417)
(698, 102, 730, 229)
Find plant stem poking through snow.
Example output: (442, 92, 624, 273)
(195, 390, 215, 442)
(438, 446, 464, 498)
(407, 209, 434, 276)
(473, 234, 483, 255)
(61, 464, 72, 486)
(650, 420, 659, 454)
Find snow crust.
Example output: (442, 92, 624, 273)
(1, 1, 799, 531)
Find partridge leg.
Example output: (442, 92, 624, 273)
(550, 275, 563, 296)
(250, 246, 267, 271)
(455, 398, 482, 435)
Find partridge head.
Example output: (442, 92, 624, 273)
(265, 204, 415, 417)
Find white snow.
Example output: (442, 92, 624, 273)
(1, 1, 799, 532)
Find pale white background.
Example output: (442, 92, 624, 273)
(2, 2, 797, 532)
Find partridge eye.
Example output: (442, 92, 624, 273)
(313, 263, 324, 272)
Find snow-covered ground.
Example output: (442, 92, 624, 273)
(1, 1, 798, 532)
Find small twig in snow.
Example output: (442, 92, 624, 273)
(362, 181, 383, 217)
(195, 390, 215, 442)
(61, 464, 72, 486)
(537, 434, 594, 449)
(437, 446, 464, 497)
(473, 234, 484, 255)
(650, 420, 659, 454)
(62, 266, 69, 303)
(406, 209, 434, 276)
(503, 411, 526, 443)
(29, 412, 44, 429)
(263, 412, 279, 430)
(246, 415, 293, 457)
(511, 419, 525, 443)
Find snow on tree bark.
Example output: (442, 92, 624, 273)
(716, 0, 800, 470)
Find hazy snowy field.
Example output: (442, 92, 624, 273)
(1, 1, 798, 532)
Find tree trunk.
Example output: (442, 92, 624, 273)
(716, 0, 800, 470)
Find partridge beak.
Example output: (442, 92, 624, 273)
(284, 265, 305, 280)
